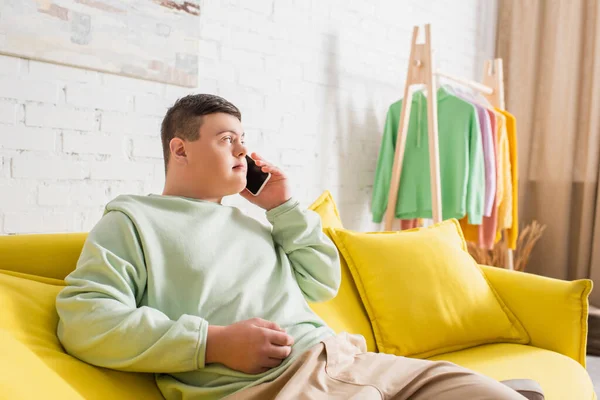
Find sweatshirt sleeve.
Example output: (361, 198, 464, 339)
(371, 104, 399, 223)
(267, 198, 341, 303)
(467, 108, 485, 225)
(55, 211, 209, 374)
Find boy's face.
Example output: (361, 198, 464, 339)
(172, 112, 248, 200)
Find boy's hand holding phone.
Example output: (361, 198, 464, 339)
(240, 153, 291, 211)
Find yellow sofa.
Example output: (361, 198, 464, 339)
(0, 192, 596, 399)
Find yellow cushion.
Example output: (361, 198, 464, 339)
(429, 343, 595, 400)
(327, 219, 529, 358)
(0, 233, 87, 279)
(0, 270, 163, 400)
(0, 330, 84, 399)
(306, 191, 377, 352)
(307, 190, 344, 229)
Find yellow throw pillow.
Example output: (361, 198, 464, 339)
(307, 191, 377, 352)
(0, 270, 163, 400)
(327, 220, 529, 358)
(308, 190, 344, 229)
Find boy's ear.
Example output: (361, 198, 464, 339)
(170, 138, 187, 164)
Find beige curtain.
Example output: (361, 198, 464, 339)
(496, 0, 600, 303)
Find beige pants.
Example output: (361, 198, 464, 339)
(227, 333, 543, 400)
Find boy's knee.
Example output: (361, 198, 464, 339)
(500, 379, 545, 400)
(457, 371, 544, 400)
(422, 362, 535, 399)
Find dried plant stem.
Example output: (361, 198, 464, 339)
(467, 221, 546, 271)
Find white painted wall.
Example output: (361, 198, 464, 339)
(0, 0, 497, 234)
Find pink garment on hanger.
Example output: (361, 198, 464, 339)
(479, 109, 499, 249)
(453, 90, 496, 217)
(400, 219, 419, 230)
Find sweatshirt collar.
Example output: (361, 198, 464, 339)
(409, 87, 451, 149)
(412, 86, 451, 103)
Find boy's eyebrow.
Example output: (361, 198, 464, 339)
(215, 129, 244, 136)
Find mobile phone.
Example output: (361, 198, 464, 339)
(245, 155, 271, 196)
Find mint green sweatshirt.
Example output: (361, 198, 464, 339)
(55, 195, 340, 399)
(371, 87, 485, 224)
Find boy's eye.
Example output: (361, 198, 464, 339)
(222, 135, 244, 144)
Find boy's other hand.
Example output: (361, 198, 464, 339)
(206, 318, 294, 374)
(240, 153, 292, 211)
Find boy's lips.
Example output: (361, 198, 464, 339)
(233, 163, 246, 172)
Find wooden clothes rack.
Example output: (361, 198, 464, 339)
(384, 24, 514, 270)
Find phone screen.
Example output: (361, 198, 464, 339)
(245, 155, 271, 196)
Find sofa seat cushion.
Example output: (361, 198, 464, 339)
(428, 343, 595, 400)
(0, 269, 163, 400)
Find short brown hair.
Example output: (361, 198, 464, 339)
(160, 94, 241, 172)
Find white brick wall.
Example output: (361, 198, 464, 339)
(62, 131, 124, 156)
(26, 104, 98, 131)
(65, 84, 133, 112)
(0, 0, 497, 234)
(0, 101, 17, 124)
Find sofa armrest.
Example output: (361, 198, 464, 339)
(481, 265, 592, 367)
(0, 233, 86, 280)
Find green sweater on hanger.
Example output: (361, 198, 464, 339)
(371, 87, 485, 224)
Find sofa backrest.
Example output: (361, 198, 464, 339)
(0, 233, 87, 280)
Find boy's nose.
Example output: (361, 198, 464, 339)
(236, 144, 247, 158)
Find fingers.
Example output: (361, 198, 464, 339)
(265, 344, 292, 360)
(252, 156, 272, 168)
(250, 153, 286, 176)
(254, 160, 281, 175)
(261, 357, 285, 368)
(251, 318, 284, 332)
(261, 165, 281, 175)
(267, 330, 295, 346)
(253, 158, 270, 168)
